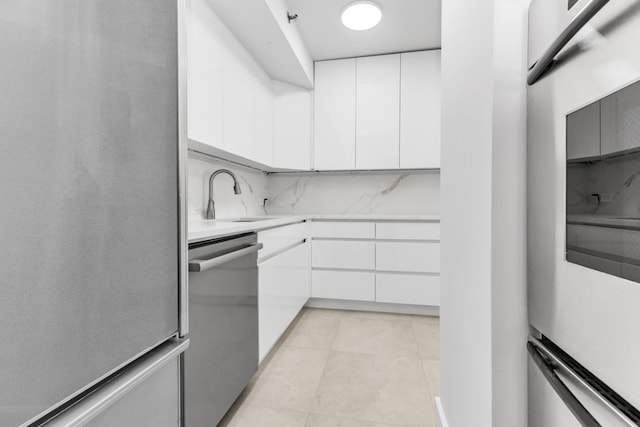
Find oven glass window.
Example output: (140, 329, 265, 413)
(566, 79, 640, 282)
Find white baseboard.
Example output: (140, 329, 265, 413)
(305, 298, 440, 316)
(435, 397, 448, 427)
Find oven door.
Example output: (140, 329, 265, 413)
(527, 0, 640, 418)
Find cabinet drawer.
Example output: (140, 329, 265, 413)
(312, 270, 375, 301)
(376, 273, 440, 306)
(375, 222, 440, 240)
(312, 221, 375, 239)
(259, 221, 309, 259)
(376, 242, 440, 273)
(312, 240, 375, 270)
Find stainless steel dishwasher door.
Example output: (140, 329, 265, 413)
(185, 233, 261, 427)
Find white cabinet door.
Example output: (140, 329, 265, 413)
(313, 59, 357, 170)
(258, 255, 282, 362)
(355, 54, 400, 169)
(376, 241, 440, 273)
(281, 242, 310, 327)
(400, 50, 441, 169)
(222, 26, 254, 160)
(312, 270, 375, 301)
(567, 101, 600, 160)
(312, 240, 376, 270)
(375, 222, 440, 240)
(186, 0, 224, 149)
(258, 222, 309, 260)
(253, 69, 273, 166)
(376, 273, 440, 306)
(311, 221, 375, 239)
(601, 80, 640, 156)
(273, 81, 312, 170)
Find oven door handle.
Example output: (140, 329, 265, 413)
(188, 243, 263, 273)
(528, 341, 601, 427)
(527, 0, 609, 85)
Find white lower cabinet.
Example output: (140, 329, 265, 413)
(310, 220, 441, 309)
(375, 273, 440, 306)
(376, 241, 440, 273)
(281, 241, 311, 329)
(312, 240, 375, 270)
(258, 222, 311, 362)
(375, 221, 440, 240)
(258, 255, 282, 363)
(312, 270, 375, 301)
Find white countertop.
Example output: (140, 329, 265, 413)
(311, 214, 440, 221)
(188, 214, 440, 242)
(567, 214, 640, 228)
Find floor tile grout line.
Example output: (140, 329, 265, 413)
(306, 310, 344, 419)
(408, 316, 423, 358)
(306, 412, 403, 426)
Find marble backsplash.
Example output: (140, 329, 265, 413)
(189, 154, 440, 218)
(567, 151, 640, 217)
(265, 171, 440, 215)
(187, 155, 268, 221)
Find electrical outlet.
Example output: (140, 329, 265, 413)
(600, 193, 614, 203)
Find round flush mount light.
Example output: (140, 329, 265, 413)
(341, 1, 382, 31)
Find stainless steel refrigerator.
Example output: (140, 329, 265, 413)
(0, 1, 189, 425)
(528, 0, 640, 425)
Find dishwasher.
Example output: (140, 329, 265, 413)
(183, 232, 262, 427)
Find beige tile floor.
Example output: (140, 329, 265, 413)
(219, 308, 440, 427)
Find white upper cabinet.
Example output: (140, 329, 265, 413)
(222, 26, 255, 160)
(355, 54, 401, 169)
(186, 0, 224, 149)
(313, 59, 357, 170)
(400, 50, 441, 168)
(566, 101, 600, 160)
(272, 81, 312, 170)
(601, 80, 640, 156)
(253, 68, 273, 166)
(312, 51, 441, 171)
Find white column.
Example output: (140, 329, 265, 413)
(439, 0, 529, 426)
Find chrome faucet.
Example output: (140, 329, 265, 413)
(206, 169, 242, 219)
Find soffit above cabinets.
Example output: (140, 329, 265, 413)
(285, 0, 441, 61)
(203, 0, 314, 88)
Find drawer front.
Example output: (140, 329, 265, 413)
(312, 240, 375, 270)
(376, 273, 440, 306)
(259, 221, 309, 259)
(376, 242, 440, 273)
(312, 270, 375, 301)
(312, 221, 375, 239)
(375, 222, 440, 240)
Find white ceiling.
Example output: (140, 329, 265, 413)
(285, 0, 442, 61)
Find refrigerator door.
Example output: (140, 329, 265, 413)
(43, 339, 189, 427)
(0, 1, 180, 425)
(527, 0, 640, 413)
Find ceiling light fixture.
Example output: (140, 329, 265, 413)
(341, 1, 382, 31)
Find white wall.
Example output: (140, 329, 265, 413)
(439, 0, 528, 426)
(187, 155, 268, 221)
(265, 171, 440, 215)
